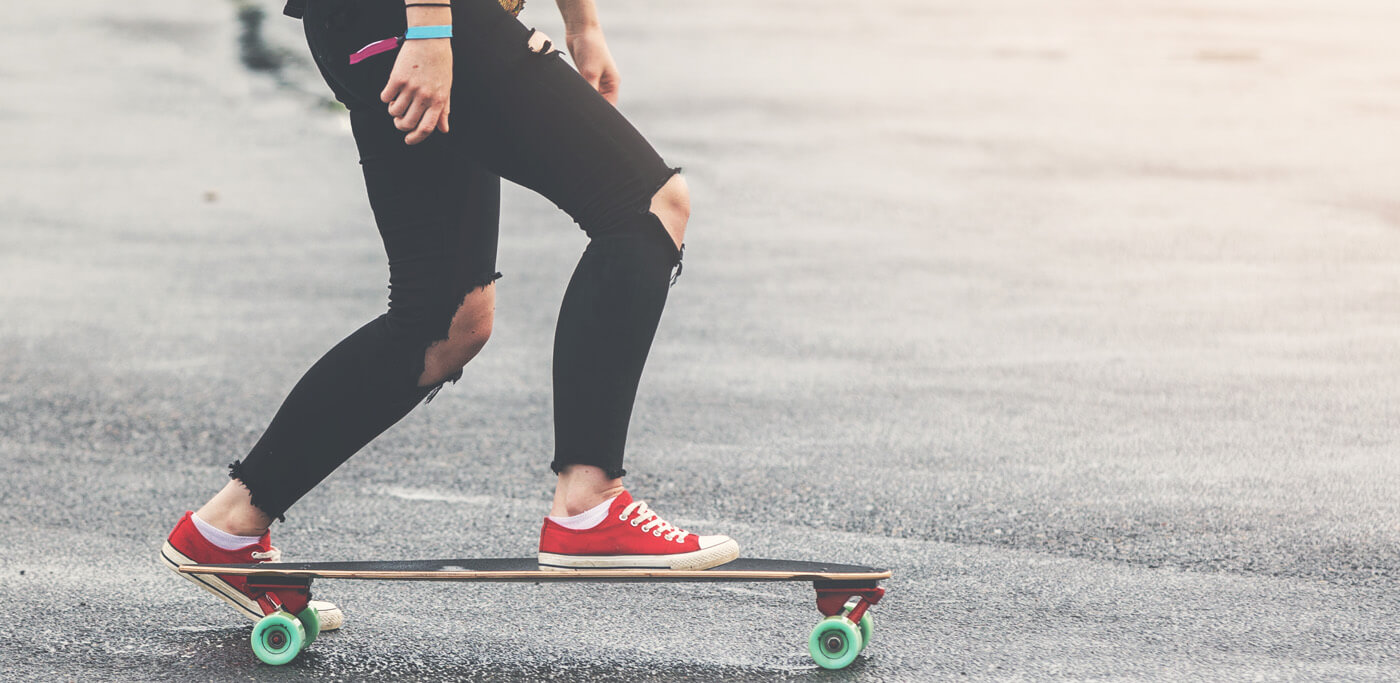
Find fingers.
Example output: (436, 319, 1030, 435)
(593, 69, 620, 105)
(405, 104, 445, 145)
(380, 78, 403, 106)
(580, 67, 602, 93)
(386, 94, 410, 120)
(394, 96, 430, 133)
(599, 76, 620, 105)
(385, 85, 450, 144)
(578, 63, 620, 105)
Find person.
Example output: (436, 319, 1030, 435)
(160, 0, 739, 632)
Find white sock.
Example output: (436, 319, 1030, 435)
(191, 512, 263, 550)
(548, 496, 617, 530)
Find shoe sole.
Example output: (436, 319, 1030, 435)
(537, 537, 740, 571)
(159, 541, 343, 631)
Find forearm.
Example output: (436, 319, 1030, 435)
(554, 0, 601, 35)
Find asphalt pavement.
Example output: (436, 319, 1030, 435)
(1, 0, 1398, 679)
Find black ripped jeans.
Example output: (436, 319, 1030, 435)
(231, 0, 683, 520)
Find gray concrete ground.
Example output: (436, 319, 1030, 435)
(2, 0, 1398, 679)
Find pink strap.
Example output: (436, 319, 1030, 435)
(349, 37, 402, 65)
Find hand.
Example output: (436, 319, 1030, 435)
(380, 38, 452, 145)
(565, 27, 620, 105)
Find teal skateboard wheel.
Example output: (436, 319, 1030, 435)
(250, 611, 305, 665)
(841, 602, 874, 653)
(297, 605, 321, 647)
(808, 615, 862, 670)
(857, 613, 873, 653)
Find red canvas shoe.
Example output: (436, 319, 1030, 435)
(159, 511, 343, 630)
(538, 492, 740, 570)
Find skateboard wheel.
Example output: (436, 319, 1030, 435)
(250, 611, 306, 665)
(840, 602, 875, 653)
(297, 605, 321, 646)
(808, 616, 862, 670)
(857, 613, 873, 653)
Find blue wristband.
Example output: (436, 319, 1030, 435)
(404, 24, 452, 40)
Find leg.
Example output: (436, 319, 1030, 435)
(200, 283, 494, 534)
(436, 9, 689, 499)
(200, 106, 503, 527)
(164, 4, 507, 630)
(549, 174, 689, 515)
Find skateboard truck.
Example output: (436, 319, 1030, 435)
(809, 579, 885, 669)
(247, 574, 314, 614)
(814, 579, 885, 620)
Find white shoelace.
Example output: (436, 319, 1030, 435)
(619, 500, 690, 543)
(251, 547, 282, 562)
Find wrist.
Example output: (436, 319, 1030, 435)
(405, 6, 451, 27)
(404, 24, 453, 40)
(564, 22, 602, 39)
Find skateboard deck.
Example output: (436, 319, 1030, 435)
(181, 557, 889, 670)
(182, 557, 888, 581)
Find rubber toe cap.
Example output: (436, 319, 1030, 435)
(310, 600, 343, 631)
(698, 534, 735, 550)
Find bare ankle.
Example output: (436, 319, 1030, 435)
(562, 484, 625, 516)
(551, 465, 625, 517)
(197, 513, 268, 538)
(195, 481, 273, 537)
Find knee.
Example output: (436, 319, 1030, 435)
(419, 322, 491, 386)
(455, 321, 493, 361)
(418, 286, 496, 387)
(526, 29, 560, 56)
(649, 173, 689, 250)
(452, 321, 493, 361)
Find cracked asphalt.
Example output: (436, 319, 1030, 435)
(1, 0, 1398, 680)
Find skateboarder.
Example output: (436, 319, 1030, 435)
(161, 0, 739, 629)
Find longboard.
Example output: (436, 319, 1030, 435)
(181, 558, 890, 670)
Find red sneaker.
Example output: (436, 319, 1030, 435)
(159, 511, 343, 630)
(538, 492, 739, 570)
